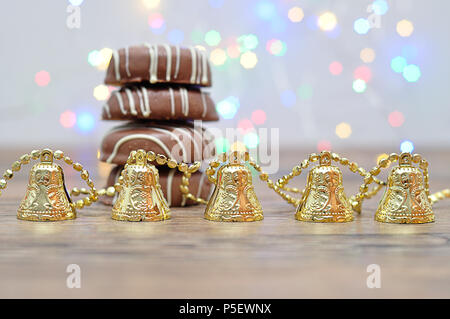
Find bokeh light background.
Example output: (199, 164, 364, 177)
(1, 0, 449, 155)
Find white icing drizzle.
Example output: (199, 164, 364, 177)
(166, 168, 176, 206)
(200, 91, 207, 118)
(136, 89, 144, 114)
(102, 103, 112, 118)
(174, 45, 181, 79)
(145, 44, 159, 83)
(201, 51, 208, 85)
(124, 88, 137, 116)
(140, 87, 151, 117)
(189, 47, 197, 84)
(112, 50, 121, 81)
(151, 45, 159, 83)
(124, 46, 131, 77)
(169, 87, 175, 117)
(115, 92, 127, 115)
(151, 127, 188, 162)
(162, 44, 172, 81)
(196, 50, 201, 84)
(179, 87, 189, 116)
(106, 134, 173, 163)
(108, 121, 186, 133)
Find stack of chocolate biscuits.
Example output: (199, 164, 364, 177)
(99, 44, 218, 206)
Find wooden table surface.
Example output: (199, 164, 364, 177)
(0, 148, 449, 298)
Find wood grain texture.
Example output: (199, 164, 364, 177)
(0, 148, 449, 298)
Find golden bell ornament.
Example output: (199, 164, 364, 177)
(18, 150, 74, 221)
(204, 151, 263, 222)
(0, 148, 98, 221)
(375, 152, 434, 224)
(112, 149, 170, 222)
(296, 152, 354, 222)
(269, 151, 382, 223)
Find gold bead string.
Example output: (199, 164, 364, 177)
(71, 150, 201, 200)
(179, 152, 234, 205)
(247, 157, 301, 206)
(0, 149, 98, 210)
(429, 189, 450, 205)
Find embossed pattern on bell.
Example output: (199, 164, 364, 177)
(205, 163, 263, 222)
(375, 161, 434, 224)
(17, 162, 75, 221)
(112, 150, 170, 222)
(296, 158, 354, 223)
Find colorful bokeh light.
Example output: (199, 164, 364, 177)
(215, 137, 230, 153)
(59, 111, 77, 128)
(35, 70, 51, 87)
(238, 34, 259, 52)
(288, 6, 304, 23)
(168, 29, 184, 45)
(280, 90, 296, 107)
(353, 66, 372, 82)
(402, 64, 421, 82)
(88, 50, 101, 66)
(391, 56, 407, 73)
(142, 0, 159, 9)
(238, 119, 254, 134)
(360, 48, 376, 63)
(77, 112, 95, 132)
(210, 48, 227, 66)
(372, 0, 389, 15)
(270, 18, 288, 34)
(401, 45, 418, 60)
(297, 84, 314, 100)
(400, 140, 414, 153)
(244, 132, 259, 149)
(216, 96, 239, 119)
(329, 61, 343, 75)
(227, 44, 241, 59)
(240, 51, 258, 69)
(88, 48, 113, 71)
(317, 11, 337, 31)
(317, 140, 332, 152)
(148, 13, 165, 34)
(335, 122, 352, 139)
(266, 39, 287, 56)
(251, 110, 266, 125)
(352, 79, 367, 93)
(396, 19, 414, 37)
(256, 0, 277, 20)
(354, 18, 370, 35)
(388, 111, 405, 127)
(205, 30, 222, 46)
(69, 0, 84, 6)
(191, 30, 203, 44)
(93, 84, 110, 101)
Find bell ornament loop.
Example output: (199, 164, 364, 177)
(204, 151, 263, 222)
(112, 149, 170, 222)
(296, 151, 354, 223)
(375, 152, 434, 224)
(18, 149, 75, 221)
